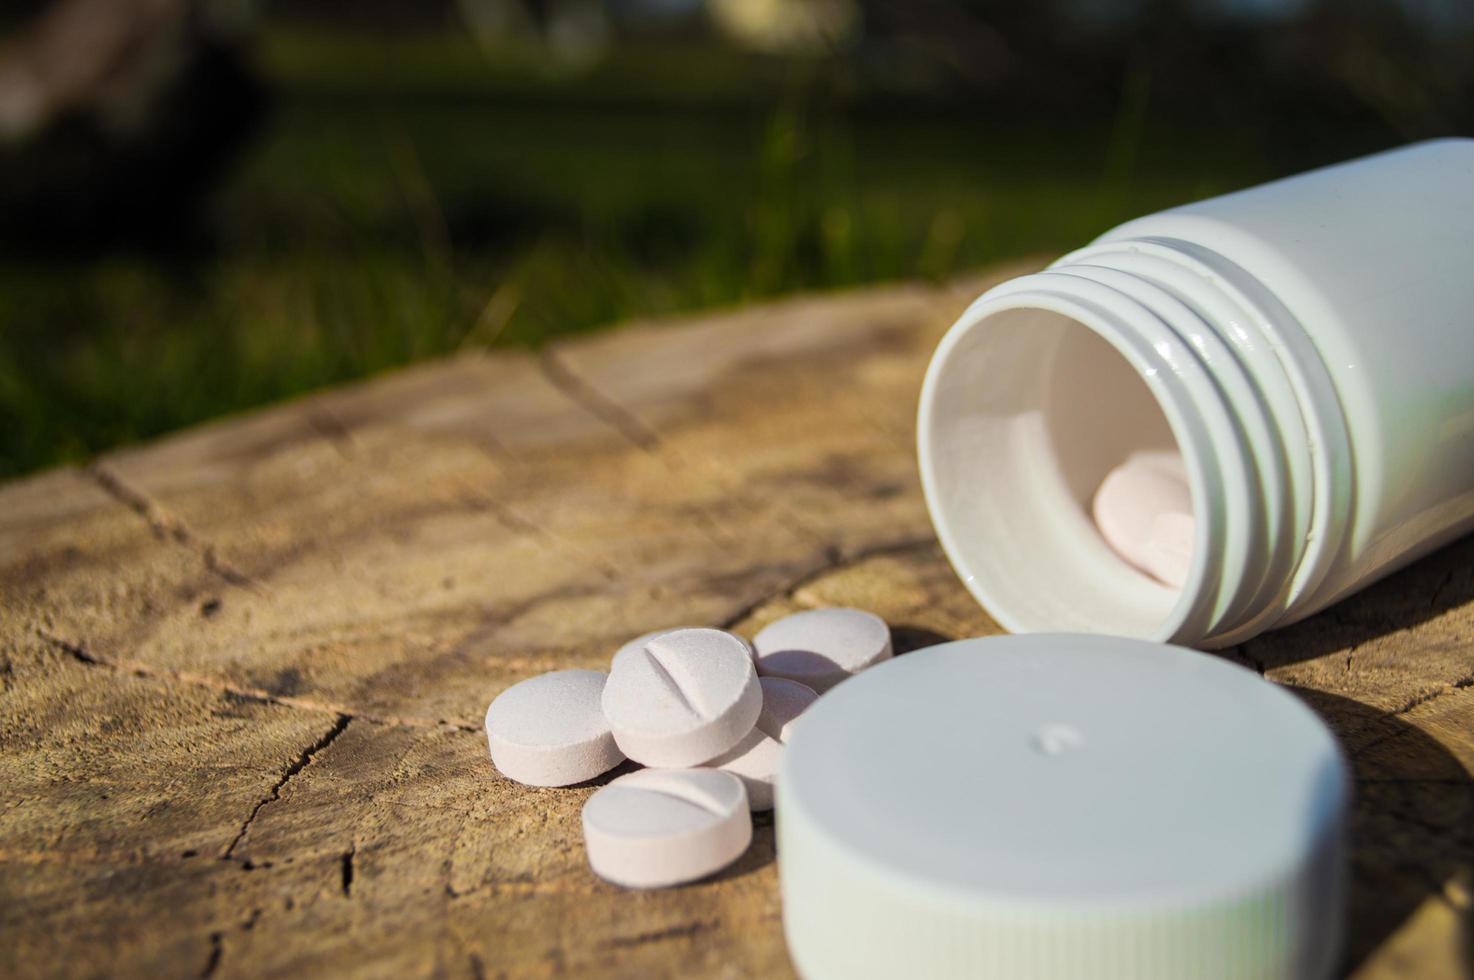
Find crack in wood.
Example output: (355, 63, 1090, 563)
(1349, 676, 1474, 761)
(537, 347, 661, 452)
(717, 535, 937, 630)
(201, 931, 223, 979)
(340, 845, 356, 897)
(85, 462, 263, 592)
(1427, 566, 1461, 612)
(602, 920, 717, 949)
(1388, 673, 1474, 720)
(222, 715, 352, 860)
(33, 627, 481, 733)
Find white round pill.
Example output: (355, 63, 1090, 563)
(1092, 449, 1195, 589)
(706, 677, 819, 810)
(705, 731, 782, 810)
(484, 669, 624, 787)
(582, 768, 752, 889)
(753, 608, 892, 692)
(756, 675, 820, 742)
(602, 627, 762, 767)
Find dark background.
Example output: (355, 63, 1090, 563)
(1, 0, 1470, 478)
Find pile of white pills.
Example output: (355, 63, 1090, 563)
(483, 608, 892, 888)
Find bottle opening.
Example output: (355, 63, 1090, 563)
(920, 302, 1200, 639)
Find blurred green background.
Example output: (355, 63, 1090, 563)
(1, 0, 1470, 478)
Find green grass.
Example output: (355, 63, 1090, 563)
(0, 27, 1283, 479)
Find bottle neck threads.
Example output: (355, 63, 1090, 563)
(918, 237, 1352, 647)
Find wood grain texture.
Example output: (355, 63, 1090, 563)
(2, 260, 1470, 978)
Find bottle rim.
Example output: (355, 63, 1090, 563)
(918, 243, 1348, 647)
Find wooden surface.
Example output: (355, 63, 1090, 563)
(2, 260, 1472, 979)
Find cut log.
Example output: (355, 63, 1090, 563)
(2, 262, 1470, 977)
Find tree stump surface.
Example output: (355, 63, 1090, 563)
(2, 260, 1471, 979)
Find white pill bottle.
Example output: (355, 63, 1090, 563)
(918, 139, 1474, 649)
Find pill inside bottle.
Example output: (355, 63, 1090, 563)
(922, 317, 1201, 636)
(1092, 449, 1195, 589)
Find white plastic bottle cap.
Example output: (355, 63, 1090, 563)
(777, 635, 1348, 980)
